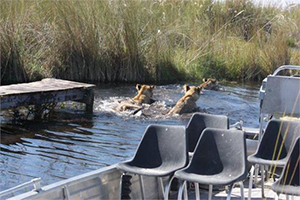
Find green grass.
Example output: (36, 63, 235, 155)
(1, 0, 300, 84)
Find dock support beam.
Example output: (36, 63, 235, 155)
(84, 89, 94, 114)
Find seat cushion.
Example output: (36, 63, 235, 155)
(174, 168, 246, 186)
(247, 154, 287, 167)
(117, 162, 178, 177)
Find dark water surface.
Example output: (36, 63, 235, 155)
(0, 82, 260, 191)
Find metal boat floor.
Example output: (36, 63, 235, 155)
(4, 166, 300, 200)
(169, 178, 300, 200)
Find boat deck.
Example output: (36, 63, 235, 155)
(169, 178, 292, 200)
(3, 164, 299, 200)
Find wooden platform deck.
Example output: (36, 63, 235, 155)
(0, 78, 95, 113)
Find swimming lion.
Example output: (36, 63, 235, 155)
(118, 84, 155, 111)
(168, 79, 213, 115)
(202, 78, 224, 91)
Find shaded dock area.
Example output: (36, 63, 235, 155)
(0, 79, 95, 117)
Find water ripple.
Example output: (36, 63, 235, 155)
(0, 83, 260, 191)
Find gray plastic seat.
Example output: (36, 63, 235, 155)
(272, 137, 300, 198)
(171, 128, 247, 200)
(247, 119, 300, 199)
(117, 124, 188, 199)
(186, 113, 229, 153)
(117, 125, 188, 176)
(248, 119, 300, 166)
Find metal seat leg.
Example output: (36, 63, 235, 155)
(184, 182, 188, 200)
(254, 164, 259, 185)
(164, 176, 175, 200)
(195, 182, 200, 200)
(226, 184, 234, 200)
(248, 165, 255, 200)
(208, 185, 213, 200)
(177, 180, 185, 200)
(158, 177, 164, 197)
(138, 175, 145, 200)
(240, 182, 245, 200)
(261, 165, 265, 198)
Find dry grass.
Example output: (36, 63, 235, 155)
(1, 0, 300, 84)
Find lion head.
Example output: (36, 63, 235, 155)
(132, 84, 155, 104)
(168, 79, 213, 115)
(183, 84, 202, 101)
(202, 78, 222, 91)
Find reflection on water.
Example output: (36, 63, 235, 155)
(0, 82, 260, 191)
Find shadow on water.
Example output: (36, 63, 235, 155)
(0, 82, 260, 191)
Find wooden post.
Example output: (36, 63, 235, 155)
(84, 89, 94, 114)
(34, 104, 43, 120)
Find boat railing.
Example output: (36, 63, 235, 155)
(258, 65, 300, 140)
(272, 65, 300, 76)
(0, 178, 41, 198)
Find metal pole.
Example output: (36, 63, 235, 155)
(226, 184, 233, 200)
(159, 177, 165, 197)
(239, 182, 244, 200)
(208, 185, 213, 200)
(261, 165, 265, 198)
(184, 181, 188, 200)
(139, 175, 145, 200)
(177, 181, 184, 200)
(248, 165, 255, 200)
(195, 182, 200, 200)
(164, 176, 175, 200)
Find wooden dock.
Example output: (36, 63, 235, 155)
(0, 78, 95, 114)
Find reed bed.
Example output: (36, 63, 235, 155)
(1, 0, 300, 84)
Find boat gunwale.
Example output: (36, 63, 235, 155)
(7, 164, 118, 200)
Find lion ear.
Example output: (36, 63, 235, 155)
(183, 84, 190, 92)
(203, 78, 207, 83)
(204, 78, 212, 84)
(136, 84, 142, 91)
(211, 78, 216, 83)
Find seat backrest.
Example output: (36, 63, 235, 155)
(130, 125, 188, 169)
(186, 113, 229, 152)
(279, 137, 300, 186)
(257, 119, 300, 160)
(187, 128, 246, 176)
(261, 75, 300, 116)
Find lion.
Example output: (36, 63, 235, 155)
(202, 78, 223, 91)
(118, 84, 155, 111)
(168, 79, 213, 115)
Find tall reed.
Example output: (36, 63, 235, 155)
(1, 0, 299, 85)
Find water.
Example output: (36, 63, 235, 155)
(0, 82, 260, 191)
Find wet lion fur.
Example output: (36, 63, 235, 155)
(118, 84, 155, 111)
(202, 78, 223, 91)
(168, 79, 213, 115)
